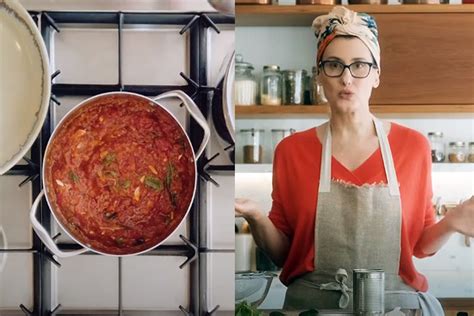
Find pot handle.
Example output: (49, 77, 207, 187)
(153, 90, 210, 159)
(30, 191, 88, 258)
(0, 226, 7, 272)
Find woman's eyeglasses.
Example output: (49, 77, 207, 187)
(319, 60, 376, 78)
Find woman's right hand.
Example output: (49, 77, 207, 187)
(235, 198, 261, 222)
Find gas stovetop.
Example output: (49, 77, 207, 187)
(1, 7, 234, 316)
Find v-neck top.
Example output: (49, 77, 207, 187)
(268, 122, 436, 291)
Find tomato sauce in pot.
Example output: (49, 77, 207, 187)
(44, 94, 195, 255)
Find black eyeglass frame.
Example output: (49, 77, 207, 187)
(318, 60, 378, 79)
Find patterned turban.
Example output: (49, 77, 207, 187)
(312, 6, 380, 71)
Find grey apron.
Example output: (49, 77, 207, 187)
(283, 118, 444, 316)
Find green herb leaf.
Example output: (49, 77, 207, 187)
(104, 170, 118, 178)
(235, 301, 262, 316)
(144, 176, 163, 191)
(103, 153, 116, 166)
(69, 171, 79, 183)
(165, 162, 174, 188)
(171, 192, 178, 208)
(115, 237, 125, 247)
(120, 179, 131, 189)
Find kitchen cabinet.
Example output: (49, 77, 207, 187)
(236, 4, 474, 114)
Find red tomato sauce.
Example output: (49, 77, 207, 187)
(45, 94, 195, 255)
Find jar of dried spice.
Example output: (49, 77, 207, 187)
(428, 132, 445, 163)
(448, 141, 467, 163)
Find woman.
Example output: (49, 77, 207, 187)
(235, 6, 474, 315)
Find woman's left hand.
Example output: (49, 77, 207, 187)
(444, 196, 474, 237)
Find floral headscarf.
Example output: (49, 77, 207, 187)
(312, 6, 380, 71)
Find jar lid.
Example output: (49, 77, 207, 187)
(296, 69, 308, 75)
(449, 141, 466, 146)
(235, 53, 254, 70)
(263, 65, 280, 71)
(281, 70, 295, 77)
(271, 128, 289, 132)
(428, 132, 443, 137)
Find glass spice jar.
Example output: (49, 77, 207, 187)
(234, 54, 258, 106)
(428, 132, 445, 163)
(260, 65, 282, 106)
(310, 66, 327, 105)
(304, 73, 311, 105)
(240, 128, 264, 164)
(282, 69, 306, 105)
(448, 141, 467, 163)
(469, 142, 474, 163)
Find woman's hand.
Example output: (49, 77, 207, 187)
(444, 196, 474, 237)
(235, 198, 262, 222)
(235, 198, 290, 266)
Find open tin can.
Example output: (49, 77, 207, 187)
(353, 269, 385, 315)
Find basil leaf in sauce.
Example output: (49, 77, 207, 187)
(120, 179, 131, 189)
(104, 170, 118, 178)
(165, 162, 174, 188)
(103, 153, 116, 166)
(144, 176, 163, 191)
(69, 171, 79, 183)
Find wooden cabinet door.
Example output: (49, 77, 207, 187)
(371, 13, 474, 106)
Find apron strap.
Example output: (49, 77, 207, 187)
(319, 117, 400, 196)
(318, 268, 351, 309)
(373, 117, 400, 196)
(319, 124, 332, 192)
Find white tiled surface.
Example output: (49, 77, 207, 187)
(202, 175, 235, 249)
(54, 255, 119, 309)
(0, 253, 34, 310)
(207, 25, 235, 166)
(0, 177, 32, 248)
(205, 252, 234, 311)
(122, 27, 189, 86)
(52, 27, 119, 85)
(208, 26, 235, 86)
(121, 256, 189, 310)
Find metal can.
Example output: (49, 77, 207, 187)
(353, 269, 385, 315)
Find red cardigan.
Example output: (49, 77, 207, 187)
(268, 122, 436, 291)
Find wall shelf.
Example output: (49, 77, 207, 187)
(236, 105, 474, 118)
(236, 4, 474, 26)
(236, 163, 474, 173)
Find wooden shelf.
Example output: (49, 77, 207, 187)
(236, 105, 474, 118)
(236, 4, 474, 26)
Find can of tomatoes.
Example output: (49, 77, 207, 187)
(353, 269, 385, 315)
